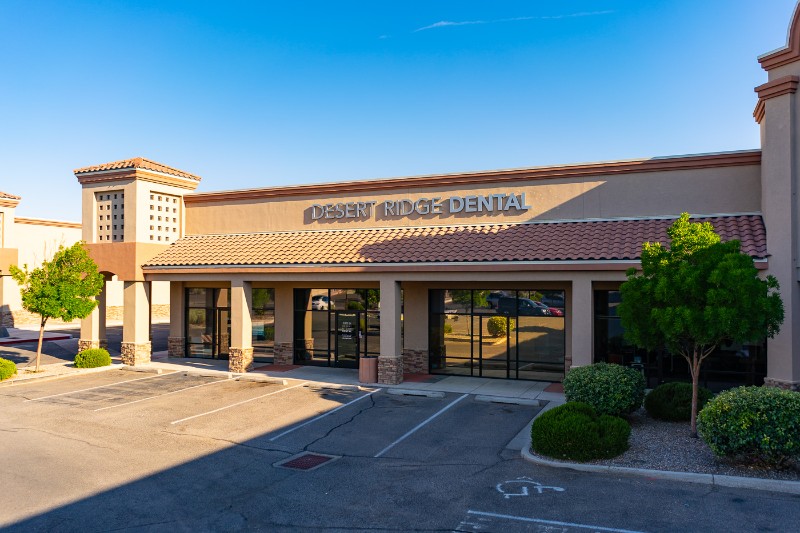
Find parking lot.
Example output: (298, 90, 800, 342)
(0, 368, 540, 529)
(2, 369, 798, 532)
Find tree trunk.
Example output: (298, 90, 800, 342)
(35, 318, 46, 373)
(690, 348, 700, 438)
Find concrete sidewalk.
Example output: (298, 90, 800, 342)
(0, 327, 72, 346)
(146, 353, 567, 403)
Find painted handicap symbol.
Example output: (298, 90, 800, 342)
(496, 476, 565, 499)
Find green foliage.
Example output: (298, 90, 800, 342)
(486, 316, 515, 337)
(531, 402, 631, 461)
(698, 386, 800, 467)
(0, 358, 17, 380)
(618, 213, 784, 433)
(74, 348, 111, 368)
(263, 325, 275, 341)
(443, 323, 453, 334)
(563, 362, 645, 416)
(645, 382, 712, 421)
(619, 214, 783, 355)
(9, 242, 105, 325)
(450, 290, 488, 310)
(346, 300, 365, 310)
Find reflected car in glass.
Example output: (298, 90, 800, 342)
(497, 297, 551, 316)
(311, 295, 330, 310)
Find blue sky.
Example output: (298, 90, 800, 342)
(0, 1, 797, 221)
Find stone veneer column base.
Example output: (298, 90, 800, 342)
(274, 342, 293, 365)
(229, 347, 254, 373)
(402, 349, 428, 374)
(378, 355, 403, 385)
(78, 339, 100, 352)
(763, 377, 800, 391)
(121, 342, 151, 366)
(168, 336, 185, 358)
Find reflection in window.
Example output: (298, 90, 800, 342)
(252, 288, 275, 363)
(429, 289, 565, 381)
(593, 290, 767, 391)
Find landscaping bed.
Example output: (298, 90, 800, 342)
(586, 408, 800, 481)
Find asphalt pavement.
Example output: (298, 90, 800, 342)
(1, 369, 798, 532)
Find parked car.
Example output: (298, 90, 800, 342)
(487, 291, 508, 309)
(497, 297, 551, 316)
(311, 295, 330, 310)
(547, 307, 564, 317)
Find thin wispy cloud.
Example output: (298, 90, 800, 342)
(414, 11, 614, 33)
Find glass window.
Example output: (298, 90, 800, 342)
(430, 289, 565, 381)
(252, 288, 275, 362)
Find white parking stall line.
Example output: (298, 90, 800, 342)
(461, 510, 646, 533)
(268, 388, 381, 442)
(374, 393, 468, 458)
(25, 372, 174, 402)
(93, 376, 233, 412)
(170, 382, 309, 425)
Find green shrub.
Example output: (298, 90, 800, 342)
(486, 316, 516, 337)
(0, 358, 17, 380)
(563, 362, 645, 416)
(645, 382, 713, 421)
(74, 348, 111, 369)
(443, 323, 453, 334)
(346, 300, 365, 310)
(531, 401, 631, 461)
(698, 386, 800, 467)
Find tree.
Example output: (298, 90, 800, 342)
(618, 214, 783, 436)
(10, 242, 104, 372)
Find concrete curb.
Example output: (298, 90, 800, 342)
(520, 416, 800, 495)
(0, 363, 124, 386)
(121, 366, 165, 374)
(235, 374, 289, 385)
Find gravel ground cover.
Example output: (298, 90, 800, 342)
(590, 408, 800, 481)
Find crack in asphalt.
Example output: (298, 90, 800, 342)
(302, 392, 377, 452)
(6, 426, 117, 451)
(161, 429, 295, 456)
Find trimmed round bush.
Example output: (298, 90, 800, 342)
(0, 358, 17, 380)
(698, 386, 800, 467)
(563, 362, 645, 416)
(486, 316, 515, 337)
(74, 348, 111, 369)
(645, 382, 713, 421)
(531, 401, 631, 461)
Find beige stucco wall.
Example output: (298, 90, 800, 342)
(184, 163, 762, 235)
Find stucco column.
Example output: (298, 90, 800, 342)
(229, 278, 254, 373)
(569, 276, 593, 371)
(401, 284, 428, 374)
(168, 281, 185, 358)
(379, 278, 403, 384)
(97, 283, 107, 350)
(79, 282, 107, 352)
(121, 281, 151, 365)
(761, 84, 800, 390)
(273, 285, 294, 365)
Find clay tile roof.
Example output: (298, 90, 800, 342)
(0, 191, 21, 200)
(143, 215, 767, 269)
(74, 157, 201, 181)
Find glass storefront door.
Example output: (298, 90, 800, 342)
(429, 289, 566, 381)
(293, 288, 381, 368)
(334, 311, 361, 367)
(185, 288, 231, 359)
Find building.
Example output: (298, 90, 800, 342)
(0, 192, 170, 330)
(8, 6, 800, 392)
